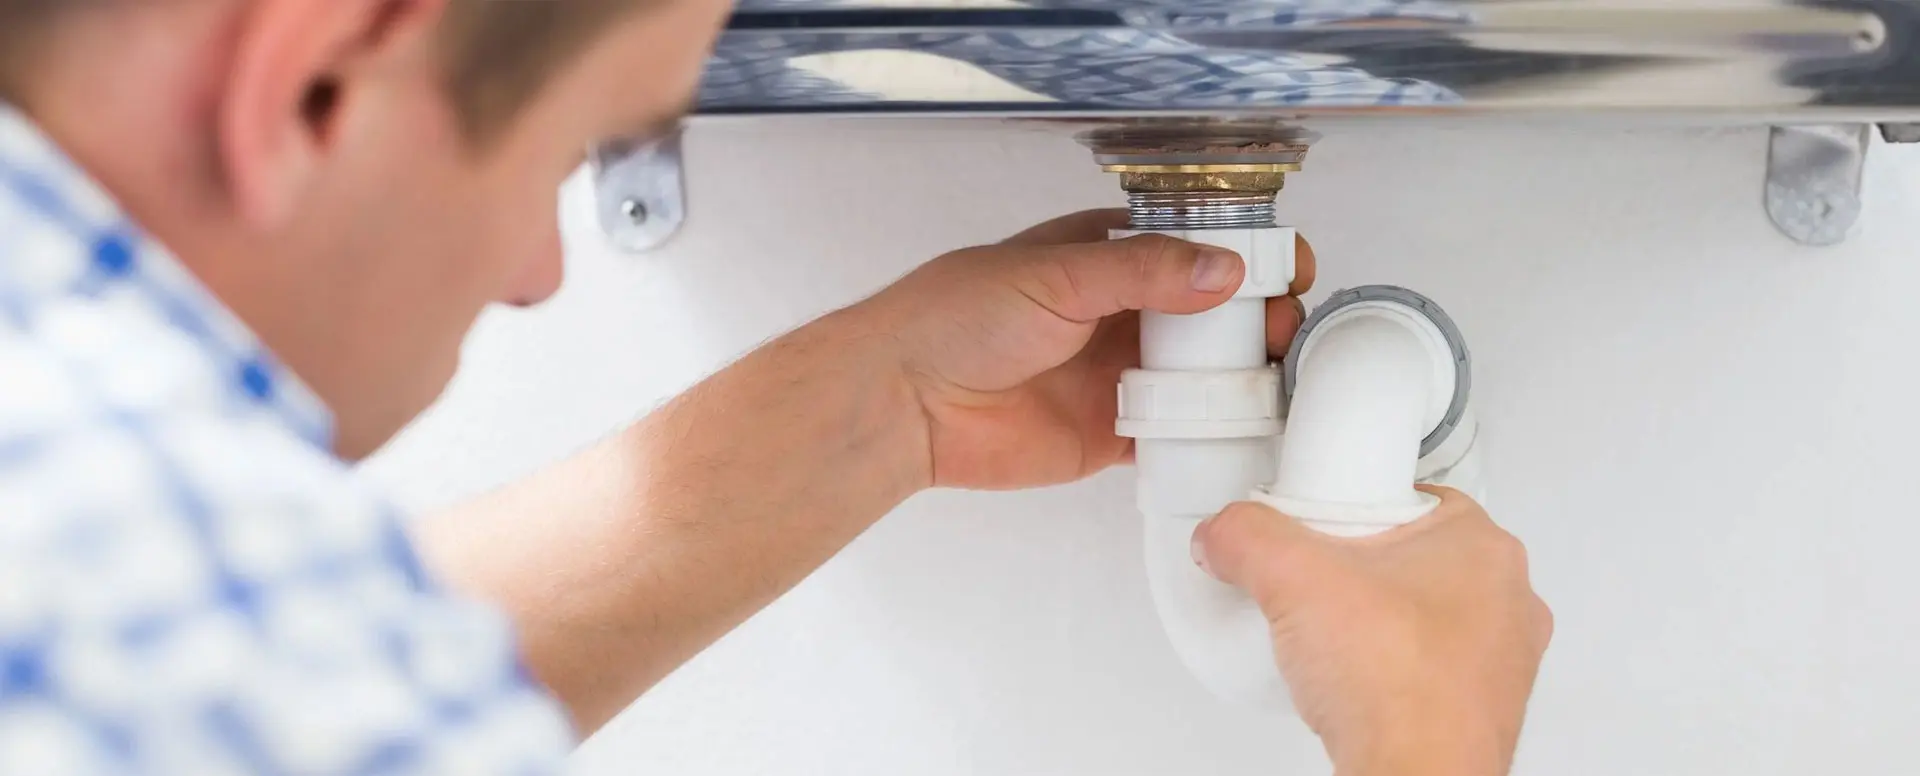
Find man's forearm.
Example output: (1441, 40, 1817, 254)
(410, 309, 929, 734)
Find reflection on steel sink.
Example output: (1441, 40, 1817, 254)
(701, 0, 1919, 119)
(591, 2, 1920, 252)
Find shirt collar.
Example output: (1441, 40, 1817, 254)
(0, 103, 337, 451)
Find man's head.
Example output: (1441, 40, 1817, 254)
(3, 0, 730, 458)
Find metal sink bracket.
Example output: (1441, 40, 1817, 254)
(592, 132, 687, 253)
(1767, 124, 1873, 247)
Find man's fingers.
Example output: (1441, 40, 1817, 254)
(1292, 233, 1317, 297)
(1192, 501, 1318, 601)
(1001, 209, 1131, 246)
(1003, 221, 1313, 326)
(1015, 233, 1244, 323)
(1263, 234, 1317, 356)
(1267, 295, 1307, 358)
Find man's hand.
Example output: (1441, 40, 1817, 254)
(1194, 489, 1553, 776)
(422, 211, 1316, 732)
(852, 209, 1316, 490)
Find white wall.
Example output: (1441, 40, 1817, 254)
(360, 121, 1920, 776)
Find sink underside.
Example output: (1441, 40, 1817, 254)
(697, 0, 1920, 124)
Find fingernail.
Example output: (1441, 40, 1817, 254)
(1191, 519, 1216, 577)
(1290, 295, 1307, 321)
(1190, 249, 1242, 293)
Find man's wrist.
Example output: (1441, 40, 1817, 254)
(793, 305, 935, 501)
(1329, 713, 1513, 776)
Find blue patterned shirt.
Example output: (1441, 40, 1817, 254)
(0, 107, 573, 773)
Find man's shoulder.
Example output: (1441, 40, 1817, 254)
(0, 306, 382, 545)
(0, 331, 572, 774)
(0, 105, 571, 773)
(0, 306, 426, 668)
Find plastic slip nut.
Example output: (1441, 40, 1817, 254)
(1116, 367, 1284, 440)
(1112, 226, 1295, 299)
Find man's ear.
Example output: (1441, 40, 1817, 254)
(217, 0, 448, 228)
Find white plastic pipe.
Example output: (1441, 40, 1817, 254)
(1136, 292, 1468, 709)
(1135, 306, 1287, 706)
(1133, 307, 1274, 514)
(1263, 305, 1456, 535)
(1118, 227, 1296, 707)
(1142, 515, 1291, 706)
(1274, 316, 1434, 506)
(1140, 300, 1268, 370)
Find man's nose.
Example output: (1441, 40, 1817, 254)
(502, 229, 565, 308)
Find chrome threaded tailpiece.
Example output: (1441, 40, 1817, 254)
(1127, 191, 1277, 230)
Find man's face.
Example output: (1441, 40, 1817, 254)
(278, 0, 730, 457)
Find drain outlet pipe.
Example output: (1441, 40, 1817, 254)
(1259, 287, 1477, 536)
(1123, 282, 1477, 710)
(1082, 126, 1478, 711)
(1117, 223, 1295, 707)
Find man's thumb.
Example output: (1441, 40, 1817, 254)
(1017, 233, 1244, 323)
(1193, 501, 1317, 599)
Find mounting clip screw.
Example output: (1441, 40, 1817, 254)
(592, 129, 686, 252)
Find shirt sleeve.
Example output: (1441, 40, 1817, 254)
(0, 409, 574, 776)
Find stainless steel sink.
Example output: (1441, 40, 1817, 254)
(594, 1, 1920, 249)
